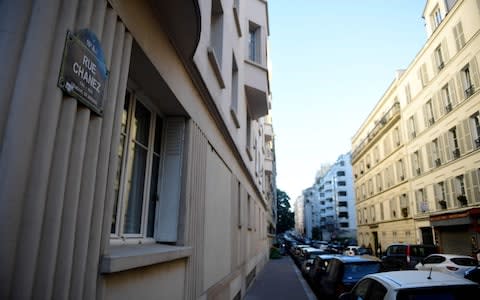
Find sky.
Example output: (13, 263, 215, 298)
(269, 1, 428, 203)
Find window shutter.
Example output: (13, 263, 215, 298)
(462, 119, 474, 153)
(442, 39, 449, 62)
(438, 135, 446, 163)
(431, 53, 438, 75)
(423, 104, 429, 127)
(443, 133, 453, 162)
(155, 117, 186, 242)
(453, 25, 459, 51)
(455, 72, 465, 101)
(457, 22, 466, 49)
(467, 169, 480, 203)
(418, 148, 424, 173)
(434, 91, 443, 117)
(449, 79, 458, 106)
(470, 57, 480, 91)
(426, 142, 433, 169)
(411, 153, 416, 176)
(446, 179, 453, 208)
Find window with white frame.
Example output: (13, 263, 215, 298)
(111, 91, 185, 241)
(448, 126, 460, 159)
(424, 99, 435, 126)
(416, 188, 428, 213)
(390, 198, 397, 219)
(431, 5, 442, 29)
(441, 83, 453, 112)
(376, 172, 383, 192)
(434, 45, 445, 71)
(412, 150, 422, 176)
(248, 21, 261, 63)
(397, 159, 405, 181)
(470, 112, 480, 149)
(454, 175, 467, 206)
(435, 181, 447, 209)
(461, 64, 474, 98)
(393, 127, 401, 146)
(432, 138, 441, 166)
(408, 116, 416, 139)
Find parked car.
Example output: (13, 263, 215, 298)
(307, 254, 338, 287)
(339, 270, 480, 300)
(317, 255, 382, 299)
(381, 243, 438, 271)
(300, 248, 328, 275)
(465, 266, 480, 284)
(415, 254, 478, 278)
(312, 240, 329, 251)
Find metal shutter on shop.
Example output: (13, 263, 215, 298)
(440, 228, 471, 256)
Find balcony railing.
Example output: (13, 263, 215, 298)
(465, 85, 475, 98)
(352, 102, 400, 162)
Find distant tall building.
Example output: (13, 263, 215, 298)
(0, 0, 276, 299)
(295, 153, 357, 241)
(352, 0, 480, 256)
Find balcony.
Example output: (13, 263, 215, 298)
(352, 101, 400, 162)
(244, 60, 269, 119)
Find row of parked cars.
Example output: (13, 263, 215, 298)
(284, 239, 480, 299)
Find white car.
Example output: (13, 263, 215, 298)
(414, 254, 478, 277)
(344, 246, 359, 256)
(339, 270, 479, 300)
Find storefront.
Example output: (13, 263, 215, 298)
(430, 208, 480, 256)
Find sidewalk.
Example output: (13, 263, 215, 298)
(245, 256, 317, 300)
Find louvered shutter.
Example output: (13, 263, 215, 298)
(442, 39, 449, 61)
(449, 79, 458, 106)
(426, 142, 433, 170)
(455, 72, 465, 102)
(155, 117, 186, 242)
(468, 169, 480, 203)
(431, 53, 438, 75)
(443, 133, 453, 162)
(462, 119, 474, 153)
(438, 135, 446, 163)
(423, 104, 429, 127)
(445, 179, 453, 208)
(470, 57, 480, 91)
(418, 148, 424, 173)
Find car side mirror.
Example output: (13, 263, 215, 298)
(338, 292, 353, 300)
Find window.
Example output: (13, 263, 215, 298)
(230, 54, 240, 127)
(232, 0, 241, 36)
(424, 99, 435, 126)
(431, 6, 442, 29)
(461, 64, 474, 98)
(111, 92, 185, 241)
(416, 188, 428, 213)
(408, 116, 416, 139)
(397, 159, 405, 181)
(432, 138, 441, 166)
(441, 83, 453, 113)
(246, 112, 252, 160)
(393, 127, 401, 146)
(210, 0, 224, 64)
(434, 45, 444, 71)
(337, 181, 346, 186)
(376, 173, 383, 192)
(248, 22, 260, 63)
(338, 191, 347, 197)
(368, 179, 373, 196)
(390, 198, 397, 219)
(380, 202, 384, 220)
(412, 150, 422, 176)
(400, 194, 409, 217)
(435, 181, 447, 210)
(373, 146, 379, 162)
(470, 112, 480, 149)
(448, 126, 460, 159)
(453, 22, 466, 52)
(337, 170, 346, 176)
(454, 175, 467, 206)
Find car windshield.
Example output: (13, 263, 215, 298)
(342, 262, 381, 282)
(396, 285, 479, 300)
(450, 257, 477, 266)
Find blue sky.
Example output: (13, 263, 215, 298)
(269, 1, 428, 202)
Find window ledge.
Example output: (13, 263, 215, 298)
(207, 46, 225, 89)
(244, 59, 267, 72)
(101, 243, 192, 274)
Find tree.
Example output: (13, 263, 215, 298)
(276, 188, 294, 234)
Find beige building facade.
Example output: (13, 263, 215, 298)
(0, 0, 276, 299)
(352, 0, 480, 256)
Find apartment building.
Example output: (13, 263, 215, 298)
(0, 1, 276, 299)
(352, 0, 480, 256)
(315, 153, 357, 241)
